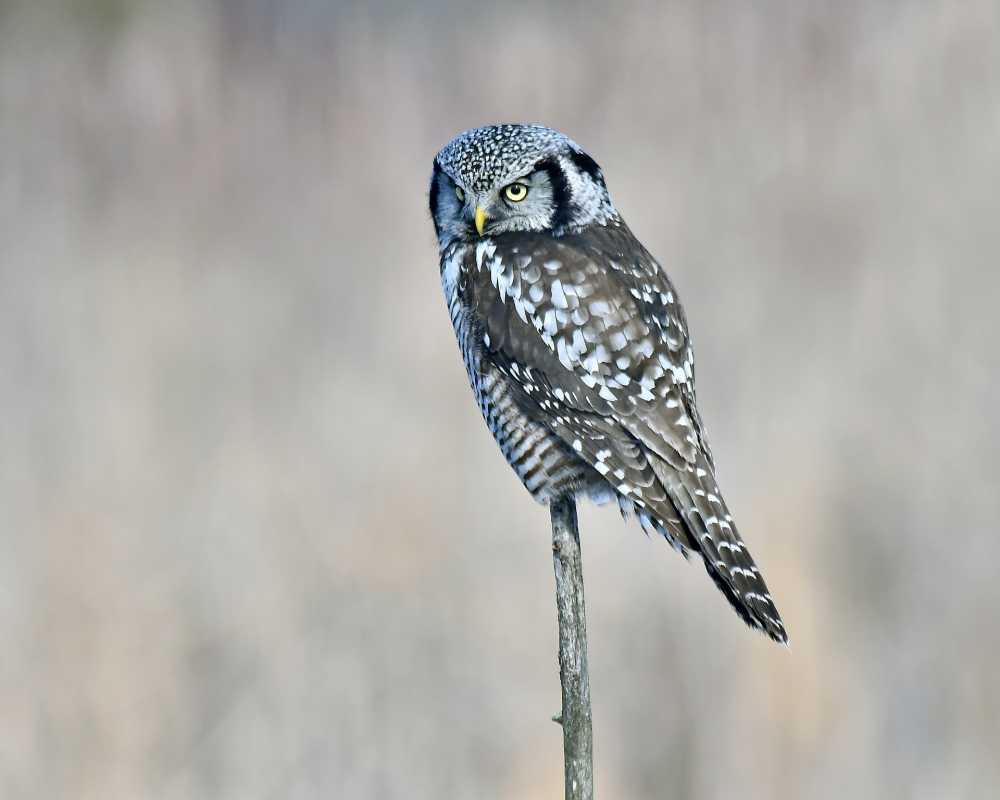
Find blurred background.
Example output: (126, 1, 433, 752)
(2, 1, 998, 797)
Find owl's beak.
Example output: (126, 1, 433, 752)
(474, 206, 487, 236)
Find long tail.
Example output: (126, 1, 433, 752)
(645, 452, 788, 644)
(549, 412, 788, 642)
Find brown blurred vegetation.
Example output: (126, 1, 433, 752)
(1, 1, 998, 798)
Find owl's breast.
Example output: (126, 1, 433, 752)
(439, 243, 596, 503)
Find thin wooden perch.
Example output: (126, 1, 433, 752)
(550, 495, 594, 800)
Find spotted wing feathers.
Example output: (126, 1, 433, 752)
(464, 225, 787, 643)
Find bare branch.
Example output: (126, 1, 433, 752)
(550, 495, 594, 800)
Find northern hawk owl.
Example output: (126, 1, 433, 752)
(430, 124, 787, 644)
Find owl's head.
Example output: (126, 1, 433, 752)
(430, 124, 617, 247)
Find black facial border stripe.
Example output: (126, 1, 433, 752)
(535, 156, 575, 231)
(428, 162, 442, 238)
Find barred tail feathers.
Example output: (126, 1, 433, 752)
(646, 452, 788, 644)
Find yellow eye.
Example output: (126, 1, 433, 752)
(455, 186, 465, 203)
(504, 183, 529, 202)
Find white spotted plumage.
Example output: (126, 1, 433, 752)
(430, 124, 787, 643)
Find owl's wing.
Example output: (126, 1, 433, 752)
(466, 225, 787, 642)
(469, 224, 706, 470)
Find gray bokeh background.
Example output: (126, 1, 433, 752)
(2, 1, 998, 798)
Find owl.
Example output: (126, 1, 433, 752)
(429, 124, 786, 644)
